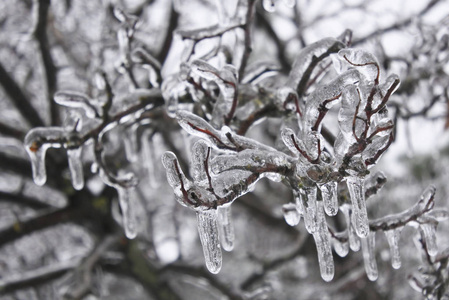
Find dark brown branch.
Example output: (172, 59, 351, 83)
(238, 0, 257, 80)
(0, 191, 52, 210)
(0, 61, 45, 128)
(33, 0, 59, 126)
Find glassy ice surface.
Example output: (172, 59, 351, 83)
(341, 205, 360, 252)
(313, 201, 334, 282)
(117, 187, 138, 239)
(282, 202, 301, 226)
(197, 210, 222, 274)
(420, 223, 438, 256)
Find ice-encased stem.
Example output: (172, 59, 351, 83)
(346, 176, 369, 238)
(341, 205, 360, 251)
(217, 204, 235, 251)
(117, 187, 138, 239)
(313, 201, 334, 282)
(385, 228, 402, 269)
(420, 223, 438, 256)
(197, 210, 222, 274)
(361, 231, 378, 281)
(67, 147, 84, 190)
(320, 181, 338, 216)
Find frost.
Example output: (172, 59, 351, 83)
(197, 210, 222, 274)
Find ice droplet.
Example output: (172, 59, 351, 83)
(420, 223, 438, 256)
(385, 228, 402, 269)
(341, 205, 360, 251)
(67, 147, 84, 190)
(332, 234, 349, 257)
(262, 0, 276, 12)
(217, 204, 235, 251)
(24, 127, 65, 186)
(346, 176, 369, 238)
(313, 201, 334, 282)
(197, 210, 222, 274)
(117, 187, 138, 239)
(361, 231, 378, 281)
(282, 202, 301, 226)
(320, 181, 338, 216)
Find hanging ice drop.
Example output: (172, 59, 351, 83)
(217, 204, 235, 251)
(313, 201, 334, 282)
(361, 231, 378, 281)
(346, 176, 369, 238)
(197, 210, 222, 274)
(67, 147, 84, 190)
(420, 223, 438, 256)
(341, 205, 360, 251)
(384, 228, 402, 269)
(320, 181, 338, 216)
(117, 187, 138, 239)
(282, 202, 301, 226)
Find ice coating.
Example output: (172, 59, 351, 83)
(298, 187, 318, 234)
(24, 127, 65, 186)
(320, 181, 338, 216)
(217, 204, 235, 251)
(161, 151, 192, 206)
(282, 202, 301, 226)
(67, 148, 84, 190)
(332, 234, 349, 257)
(337, 48, 380, 83)
(420, 223, 438, 256)
(385, 228, 402, 269)
(346, 176, 369, 238)
(191, 140, 210, 184)
(361, 231, 378, 281)
(54, 91, 98, 119)
(117, 187, 138, 239)
(313, 200, 334, 281)
(197, 210, 222, 274)
(191, 59, 221, 81)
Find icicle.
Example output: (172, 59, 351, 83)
(299, 187, 318, 234)
(67, 147, 84, 190)
(117, 187, 138, 239)
(341, 205, 360, 251)
(217, 204, 234, 251)
(361, 231, 378, 281)
(332, 234, 349, 257)
(320, 181, 338, 216)
(197, 210, 222, 274)
(346, 176, 369, 238)
(384, 228, 402, 269)
(24, 127, 65, 186)
(283, 202, 301, 226)
(420, 223, 438, 256)
(262, 0, 276, 12)
(313, 201, 334, 282)
(123, 124, 140, 163)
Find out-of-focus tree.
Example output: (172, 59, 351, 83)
(0, 0, 449, 299)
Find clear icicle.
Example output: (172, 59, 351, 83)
(346, 176, 369, 238)
(313, 201, 334, 282)
(197, 210, 222, 274)
(420, 223, 438, 256)
(217, 204, 235, 251)
(117, 187, 138, 239)
(320, 181, 338, 216)
(67, 147, 84, 190)
(361, 231, 378, 281)
(341, 205, 360, 251)
(282, 202, 301, 226)
(332, 235, 349, 257)
(299, 187, 318, 234)
(24, 127, 65, 186)
(385, 228, 402, 269)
